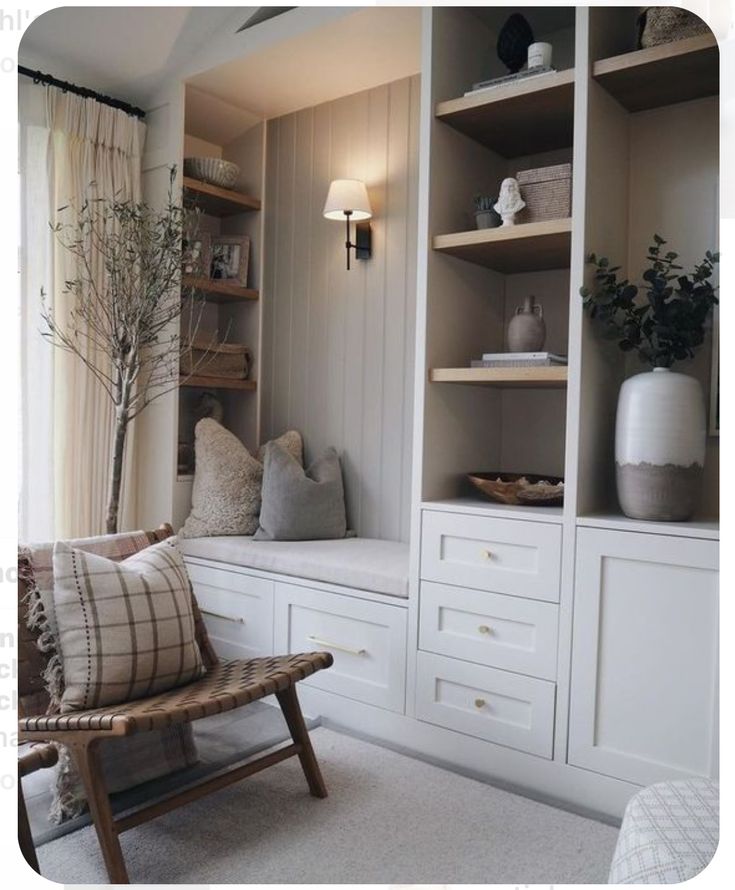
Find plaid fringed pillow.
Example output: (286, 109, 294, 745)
(53, 536, 205, 711)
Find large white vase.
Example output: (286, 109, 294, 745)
(615, 368, 706, 521)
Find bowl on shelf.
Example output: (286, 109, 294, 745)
(467, 472, 564, 507)
(184, 157, 240, 189)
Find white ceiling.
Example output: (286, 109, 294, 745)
(186, 6, 422, 121)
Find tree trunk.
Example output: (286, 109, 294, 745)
(105, 410, 129, 534)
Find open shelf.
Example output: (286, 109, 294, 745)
(423, 498, 564, 525)
(593, 34, 718, 113)
(435, 69, 575, 158)
(183, 176, 261, 216)
(180, 376, 257, 391)
(430, 366, 567, 388)
(433, 218, 572, 273)
(578, 513, 719, 541)
(182, 275, 259, 303)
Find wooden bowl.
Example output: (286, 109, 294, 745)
(467, 472, 564, 507)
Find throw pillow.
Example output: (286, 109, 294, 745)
(255, 443, 348, 541)
(181, 420, 303, 538)
(53, 536, 205, 711)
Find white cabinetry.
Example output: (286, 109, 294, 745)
(568, 527, 719, 786)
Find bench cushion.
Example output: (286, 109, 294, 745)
(179, 536, 410, 599)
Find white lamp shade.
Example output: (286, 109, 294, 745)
(323, 179, 372, 221)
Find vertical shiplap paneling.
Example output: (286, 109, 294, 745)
(264, 75, 419, 541)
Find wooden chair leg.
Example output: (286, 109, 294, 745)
(18, 783, 40, 873)
(276, 686, 328, 798)
(70, 741, 129, 884)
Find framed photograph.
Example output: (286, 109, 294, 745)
(181, 232, 210, 278)
(210, 234, 251, 287)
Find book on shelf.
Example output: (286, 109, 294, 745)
(471, 352, 568, 368)
(465, 67, 556, 97)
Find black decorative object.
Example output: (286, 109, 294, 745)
(497, 13, 535, 74)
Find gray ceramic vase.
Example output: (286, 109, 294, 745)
(507, 295, 545, 352)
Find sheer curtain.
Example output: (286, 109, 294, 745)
(19, 79, 146, 541)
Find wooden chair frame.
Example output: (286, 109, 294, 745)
(18, 526, 333, 884)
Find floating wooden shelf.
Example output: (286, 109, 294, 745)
(180, 376, 257, 391)
(593, 34, 718, 112)
(429, 366, 568, 388)
(433, 218, 572, 273)
(435, 69, 575, 157)
(183, 176, 261, 216)
(181, 275, 258, 303)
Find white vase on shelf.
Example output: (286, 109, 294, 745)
(615, 367, 706, 521)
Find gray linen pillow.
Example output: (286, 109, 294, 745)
(181, 420, 302, 537)
(254, 443, 348, 541)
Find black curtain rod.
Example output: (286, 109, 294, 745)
(18, 66, 146, 119)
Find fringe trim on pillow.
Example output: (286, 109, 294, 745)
(49, 745, 88, 823)
(18, 547, 64, 713)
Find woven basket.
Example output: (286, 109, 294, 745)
(516, 163, 571, 223)
(638, 7, 710, 49)
(180, 340, 251, 379)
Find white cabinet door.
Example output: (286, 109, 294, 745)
(421, 511, 562, 602)
(569, 527, 718, 786)
(186, 562, 274, 661)
(275, 583, 408, 713)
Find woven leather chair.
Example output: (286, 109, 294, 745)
(18, 524, 333, 883)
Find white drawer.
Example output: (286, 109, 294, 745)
(419, 581, 559, 680)
(274, 583, 407, 713)
(415, 651, 555, 758)
(186, 562, 274, 661)
(421, 511, 562, 602)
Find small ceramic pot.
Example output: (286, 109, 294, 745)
(507, 295, 545, 352)
(475, 209, 500, 229)
(615, 368, 706, 521)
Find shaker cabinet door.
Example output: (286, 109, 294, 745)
(568, 527, 718, 787)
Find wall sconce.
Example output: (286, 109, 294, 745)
(323, 179, 372, 270)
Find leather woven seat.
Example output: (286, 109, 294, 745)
(21, 652, 333, 737)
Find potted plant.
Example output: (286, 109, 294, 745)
(473, 194, 501, 229)
(581, 235, 719, 521)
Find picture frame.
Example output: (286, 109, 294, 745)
(181, 232, 211, 278)
(210, 234, 251, 287)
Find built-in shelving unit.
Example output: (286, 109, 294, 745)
(433, 219, 572, 273)
(180, 375, 257, 391)
(183, 176, 261, 216)
(429, 366, 567, 388)
(593, 34, 718, 112)
(435, 69, 575, 157)
(182, 274, 259, 302)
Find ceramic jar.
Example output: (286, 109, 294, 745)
(615, 368, 706, 521)
(507, 295, 545, 352)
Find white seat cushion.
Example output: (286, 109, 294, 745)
(179, 536, 410, 599)
(608, 779, 719, 884)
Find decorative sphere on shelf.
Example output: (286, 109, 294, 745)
(497, 13, 535, 74)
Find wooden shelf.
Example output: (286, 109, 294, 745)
(593, 34, 718, 112)
(429, 366, 568, 388)
(180, 376, 257, 391)
(182, 275, 258, 303)
(433, 218, 572, 273)
(435, 69, 575, 157)
(183, 176, 261, 216)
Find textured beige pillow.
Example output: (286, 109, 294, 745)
(181, 419, 303, 538)
(53, 536, 205, 711)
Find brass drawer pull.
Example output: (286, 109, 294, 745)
(481, 548, 493, 560)
(474, 698, 487, 709)
(307, 635, 367, 657)
(201, 609, 245, 625)
(478, 624, 493, 635)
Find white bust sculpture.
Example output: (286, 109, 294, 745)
(494, 177, 526, 227)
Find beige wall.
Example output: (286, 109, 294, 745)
(262, 75, 420, 541)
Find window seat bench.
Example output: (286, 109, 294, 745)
(179, 536, 410, 599)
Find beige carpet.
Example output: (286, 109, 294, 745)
(38, 727, 618, 884)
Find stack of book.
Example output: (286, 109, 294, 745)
(464, 67, 556, 97)
(471, 352, 567, 368)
